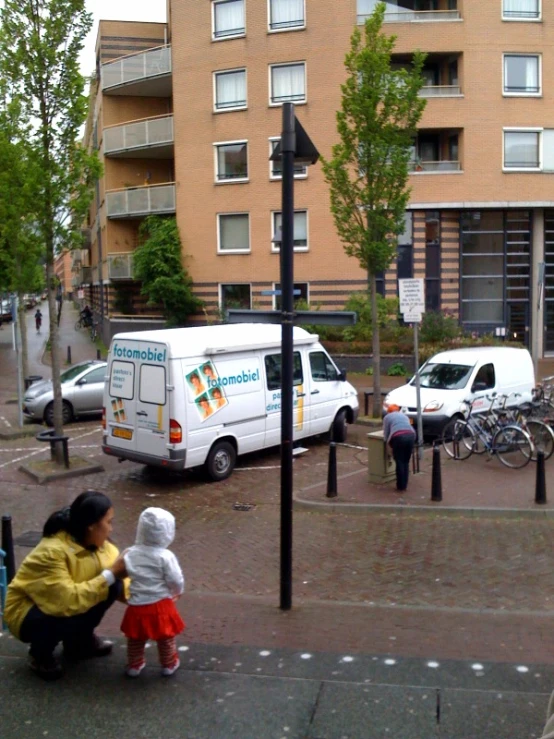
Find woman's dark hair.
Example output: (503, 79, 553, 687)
(43, 491, 112, 546)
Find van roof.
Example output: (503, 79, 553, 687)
(111, 323, 318, 357)
(428, 346, 531, 365)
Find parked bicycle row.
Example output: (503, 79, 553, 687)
(442, 392, 554, 469)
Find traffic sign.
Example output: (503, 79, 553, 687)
(399, 278, 425, 312)
(403, 311, 422, 323)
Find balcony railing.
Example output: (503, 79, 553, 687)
(101, 45, 172, 92)
(106, 183, 176, 219)
(81, 228, 91, 249)
(108, 253, 134, 280)
(410, 160, 462, 172)
(104, 115, 174, 155)
(420, 84, 461, 97)
(358, 9, 460, 23)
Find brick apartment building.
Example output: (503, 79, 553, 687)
(79, 0, 554, 357)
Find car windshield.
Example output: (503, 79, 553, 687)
(60, 362, 95, 384)
(416, 362, 474, 390)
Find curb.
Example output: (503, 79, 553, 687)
(0, 426, 42, 441)
(18, 459, 105, 484)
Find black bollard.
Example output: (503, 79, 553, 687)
(1, 515, 16, 583)
(431, 444, 442, 502)
(96, 348, 101, 360)
(535, 449, 547, 504)
(67, 345, 72, 365)
(326, 441, 338, 498)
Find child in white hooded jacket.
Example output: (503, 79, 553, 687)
(121, 507, 185, 677)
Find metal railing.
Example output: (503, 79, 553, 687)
(104, 115, 174, 155)
(358, 9, 460, 23)
(101, 45, 172, 91)
(106, 183, 176, 218)
(107, 253, 134, 280)
(410, 160, 462, 172)
(420, 84, 461, 97)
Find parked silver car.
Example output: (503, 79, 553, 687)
(23, 360, 107, 426)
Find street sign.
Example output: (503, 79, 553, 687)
(403, 311, 422, 323)
(77, 289, 84, 300)
(399, 278, 425, 312)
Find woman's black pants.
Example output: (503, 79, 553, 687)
(390, 434, 415, 491)
(19, 581, 122, 660)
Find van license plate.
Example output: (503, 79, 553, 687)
(112, 428, 132, 440)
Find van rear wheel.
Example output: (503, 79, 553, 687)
(206, 441, 236, 481)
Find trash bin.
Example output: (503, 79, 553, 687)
(367, 430, 396, 484)
(24, 375, 43, 390)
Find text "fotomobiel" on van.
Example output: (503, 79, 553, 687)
(113, 344, 167, 362)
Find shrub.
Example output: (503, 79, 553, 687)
(342, 293, 399, 342)
(419, 310, 461, 344)
(387, 362, 407, 377)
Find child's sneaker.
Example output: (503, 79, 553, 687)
(126, 662, 145, 678)
(161, 658, 180, 677)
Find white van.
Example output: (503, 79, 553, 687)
(383, 347, 535, 436)
(102, 323, 359, 480)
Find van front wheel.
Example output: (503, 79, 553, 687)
(332, 409, 348, 443)
(206, 441, 236, 481)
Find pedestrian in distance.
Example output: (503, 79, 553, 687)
(34, 308, 42, 332)
(4, 491, 128, 681)
(80, 304, 93, 327)
(121, 507, 185, 678)
(383, 404, 416, 492)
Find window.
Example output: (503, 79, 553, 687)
(214, 69, 247, 111)
(503, 130, 540, 169)
(220, 284, 251, 311)
(503, 55, 540, 94)
(272, 210, 308, 251)
(270, 63, 306, 105)
(213, 0, 245, 39)
(502, 0, 540, 20)
(309, 351, 339, 382)
(273, 282, 309, 309)
(109, 361, 134, 400)
(215, 141, 248, 182)
(139, 365, 166, 405)
(269, 138, 307, 179)
(217, 213, 250, 252)
(425, 211, 441, 311)
(269, 0, 305, 31)
(472, 363, 496, 390)
(84, 366, 107, 384)
(264, 351, 303, 390)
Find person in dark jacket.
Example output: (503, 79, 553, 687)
(383, 405, 416, 492)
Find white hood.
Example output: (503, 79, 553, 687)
(135, 507, 175, 548)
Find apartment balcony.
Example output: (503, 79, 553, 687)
(72, 249, 84, 270)
(410, 129, 462, 173)
(74, 266, 93, 285)
(392, 53, 462, 97)
(410, 159, 461, 172)
(104, 115, 174, 159)
(106, 183, 176, 219)
(81, 228, 91, 249)
(357, 1, 460, 24)
(101, 46, 172, 97)
(107, 253, 134, 280)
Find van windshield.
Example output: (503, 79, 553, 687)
(415, 363, 474, 390)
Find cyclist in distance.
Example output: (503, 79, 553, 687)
(80, 305, 93, 327)
(35, 308, 43, 333)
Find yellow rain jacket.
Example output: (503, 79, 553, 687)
(5, 531, 121, 639)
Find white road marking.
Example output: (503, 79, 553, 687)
(0, 446, 48, 469)
(0, 416, 12, 428)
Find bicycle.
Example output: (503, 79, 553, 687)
(499, 393, 554, 462)
(442, 397, 534, 468)
(75, 315, 93, 331)
(89, 322, 99, 342)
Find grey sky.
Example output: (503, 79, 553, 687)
(81, 0, 166, 74)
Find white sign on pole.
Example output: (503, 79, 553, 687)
(77, 289, 85, 300)
(403, 311, 422, 323)
(399, 278, 425, 313)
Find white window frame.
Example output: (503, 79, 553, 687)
(217, 212, 251, 254)
(219, 283, 252, 310)
(212, 0, 246, 41)
(268, 137, 308, 180)
(269, 62, 307, 106)
(502, 0, 541, 21)
(214, 140, 249, 184)
(502, 127, 542, 172)
(267, 0, 306, 33)
(502, 53, 541, 97)
(271, 209, 309, 252)
(213, 68, 247, 113)
(272, 281, 309, 309)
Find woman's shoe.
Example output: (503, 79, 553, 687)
(161, 658, 180, 677)
(29, 654, 64, 681)
(64, 634, 113, 661)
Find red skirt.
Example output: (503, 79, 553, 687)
(121, 598, 185, 641)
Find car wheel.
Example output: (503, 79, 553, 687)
(332, 409, 348, 443)
(205, 441, 236, 481)
(44, 401, 73, 427)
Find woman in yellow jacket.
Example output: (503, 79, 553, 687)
(5, 490, 127, 681)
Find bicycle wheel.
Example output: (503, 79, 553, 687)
(442, 418, 475, 460)
(524, 420, 554, 462)
(493, 425, 532, 469)
(74, 319, 82, 330)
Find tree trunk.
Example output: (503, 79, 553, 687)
(17, 294, 29, 381)
(370, 273, 381, 418)
(46, 262, 64, 464)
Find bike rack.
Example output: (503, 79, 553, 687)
(36, 429, 70, 469)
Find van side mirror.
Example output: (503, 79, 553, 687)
(471, 381, 487, 393)
(337, 369, 347, 382)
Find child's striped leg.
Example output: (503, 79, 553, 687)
(126, 638, 146, 677)
(158, 637, 180, 676)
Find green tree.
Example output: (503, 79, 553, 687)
(0, 0, 101, 450)
(133, 216, 202, 327)
(321, 3, 426, 416)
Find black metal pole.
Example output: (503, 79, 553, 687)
(326, 442, 338, 498)
(2, 514, 16, 584)
(280, 103, 296, 611)
(431, 443, 442, 502)
(535, 449, 547, 504)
